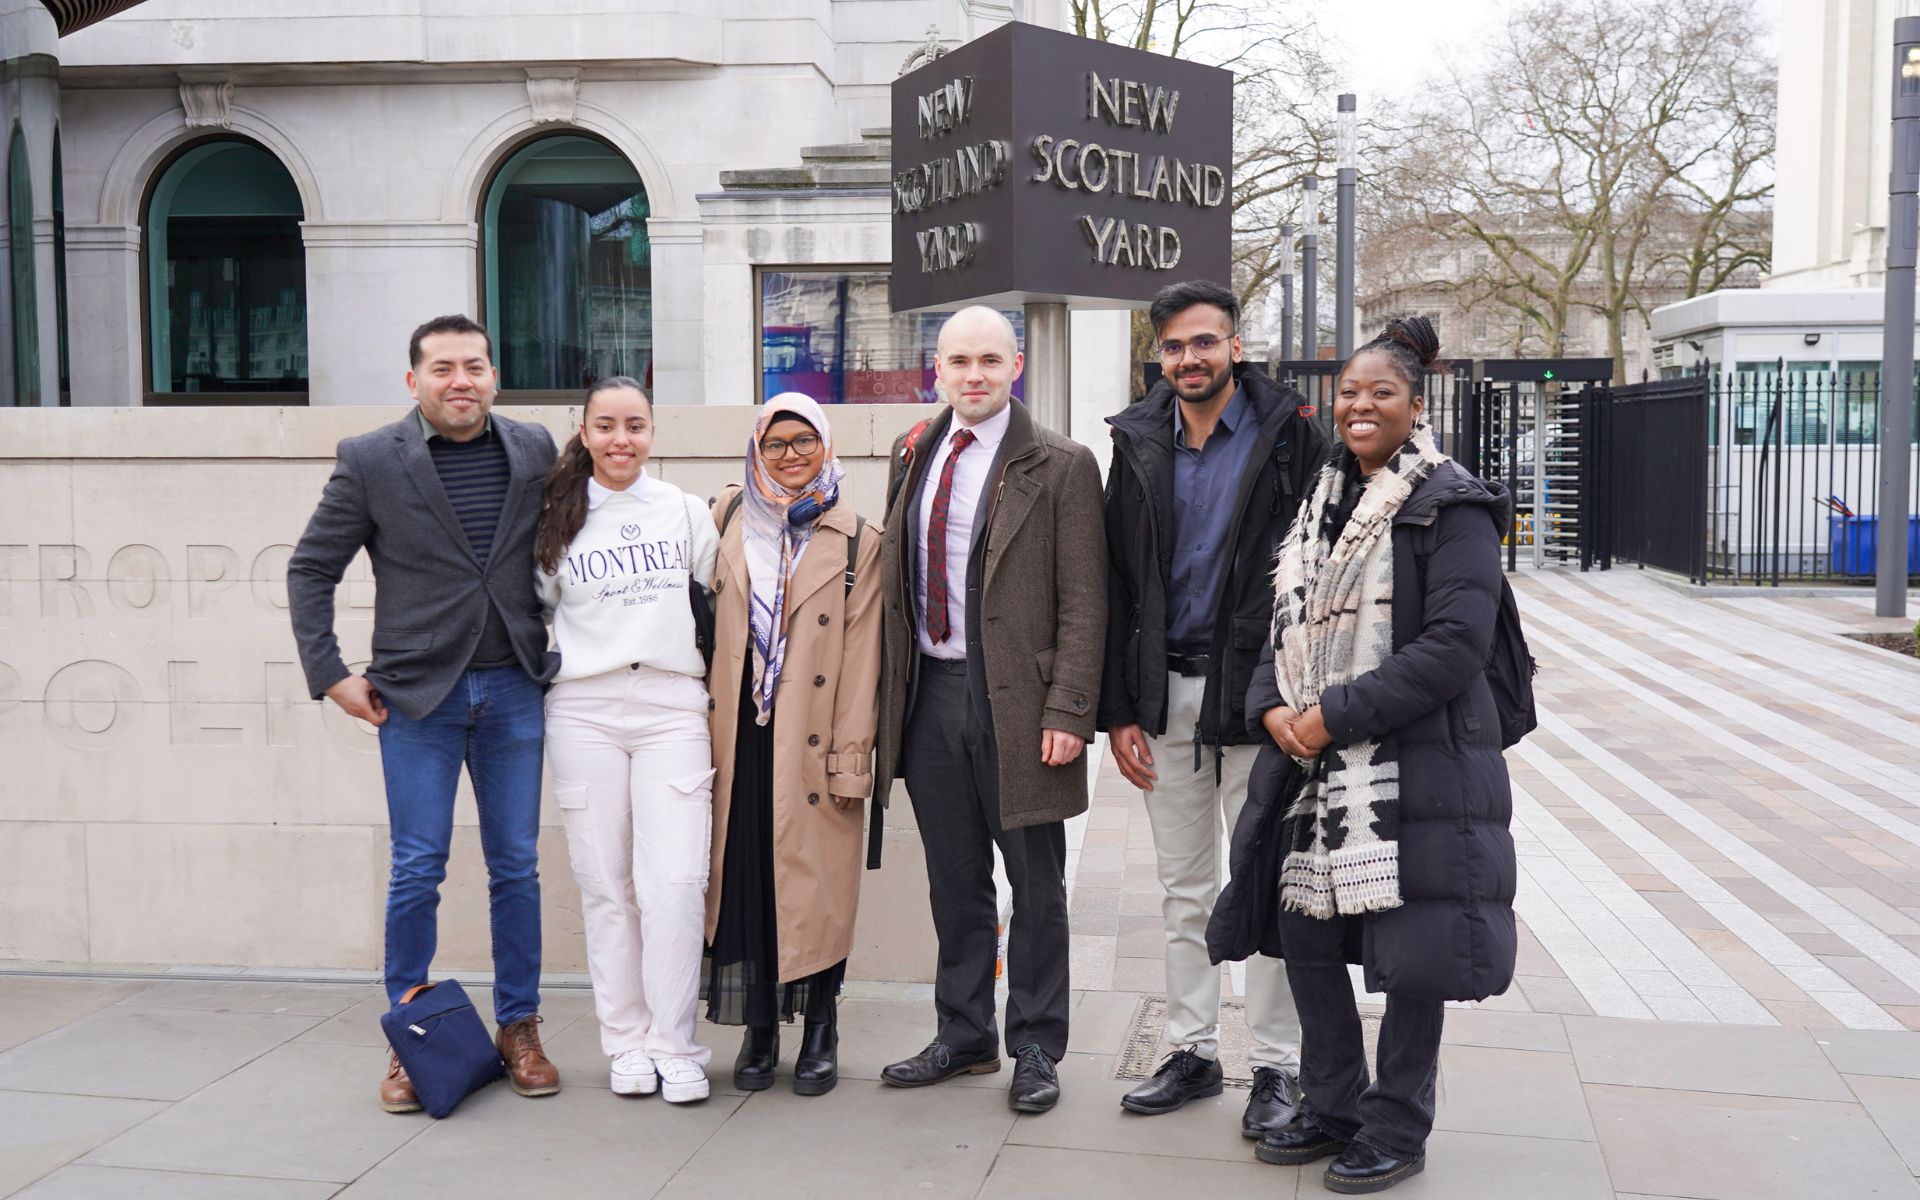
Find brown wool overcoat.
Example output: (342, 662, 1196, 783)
(703, 486, 885, 982)
(872, 402, 1108, 829)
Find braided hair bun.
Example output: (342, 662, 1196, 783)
(1381, 316, 1442, 368)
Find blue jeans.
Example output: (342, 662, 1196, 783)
(378, 666, 546, 1025)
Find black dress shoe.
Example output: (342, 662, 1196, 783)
(793, 1012, 838, 1097)
(1008, 1044, 1061, 1113)
(1253, 1115, 1350, 1166)
(1241, 1066, 1298, 1138)
(1324, 1143, 1425, 1194)
(1119, 1046, 1223, 1115)
(881, 1041, 1002, 1088)
(733, 1024, 778, 1092)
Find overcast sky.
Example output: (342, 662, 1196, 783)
(1322, 0, 1782, 109)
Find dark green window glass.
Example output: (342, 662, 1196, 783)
(9, 127, 40, 407)
(483, 136, 651, 392)
(146, 140, 307, 394)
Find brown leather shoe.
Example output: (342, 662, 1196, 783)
(496, 1015, 561, 1097)
(381, 1050, 422, 1113)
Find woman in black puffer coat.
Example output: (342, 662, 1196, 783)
(1225, 317, 1516, 1195)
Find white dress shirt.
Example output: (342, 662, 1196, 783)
(916, 402, 1013, 659)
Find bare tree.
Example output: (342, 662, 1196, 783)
(1367, 0, 1774, 378)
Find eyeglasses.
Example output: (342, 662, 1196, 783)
(1158, 334, 1228, 360)
(759, 434, 821, 459)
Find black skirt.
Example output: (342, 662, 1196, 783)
(705, 660, 845, 1027)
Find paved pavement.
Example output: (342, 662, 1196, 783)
(5, 566, 1920, 1198)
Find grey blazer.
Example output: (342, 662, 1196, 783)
(287, 411, 560, 721)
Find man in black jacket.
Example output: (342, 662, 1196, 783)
(1100, 280, 1329, 1136)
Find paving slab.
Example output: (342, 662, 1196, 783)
(337, 1068, 744, 1198)
(0, 978, 152, 1053)
(1433, 1045, 1595, 1142)
(1438, 1008, 1569, 1054)
(1565, 1016, 1852, 1100)
(117, 980, 374, 1018)
(1846, 1074, 1920, 1177)
(0, 1005, 319, 1101)
(1369, 1130, 1611, 1200)
(83, 1041, 429, 1183)
(1003, 1052, 1258, 1162)
(1815, 1028, 1920, 1080)
(976, 1143, 1286, 1198)
(1585, 1083, 1920, 1200)
(13, 1164, 340, 1199)
(657, 1073, 1014, 1199)
(1067, 989, 1144, 1057)
(0, 1091, 164, 1198)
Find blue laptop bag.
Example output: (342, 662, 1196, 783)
(379, 980, 504, 1117)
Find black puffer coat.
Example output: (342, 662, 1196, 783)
(1210, 459, 1517, 1003)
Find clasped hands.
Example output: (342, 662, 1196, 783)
(1262, 704, 1332, 761)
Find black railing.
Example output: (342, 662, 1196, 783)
(1592, 366, 1920, 584)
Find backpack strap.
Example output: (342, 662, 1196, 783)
(719, 489, 745, 536)
(844, 514, 865, 596)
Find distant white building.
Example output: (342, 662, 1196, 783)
(1652, 0, 1920, 379)
(0, 0, 1129, 420)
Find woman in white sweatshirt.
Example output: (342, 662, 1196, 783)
(534, 376, 720, 1104)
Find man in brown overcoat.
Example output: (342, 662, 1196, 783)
(872, 306, 1107, 1114)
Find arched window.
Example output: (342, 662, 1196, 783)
(145, 138, 307, 399)
(8, 126, 39, 407)
(482, 134, 651, 395)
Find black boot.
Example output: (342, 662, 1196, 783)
(733, 1024, 778, 1092)
(793, 1004, 838, 1096)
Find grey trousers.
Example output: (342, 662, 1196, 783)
(903, 657, 1071, 1060)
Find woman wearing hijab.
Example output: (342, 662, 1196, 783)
(535, 376, 721, 1104)
(704, 393, 884, 1096)
(1245, 317, 1517, 1193)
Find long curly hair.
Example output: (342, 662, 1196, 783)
(534, 376, 648, 574)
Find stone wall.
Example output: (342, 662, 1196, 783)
(0, 403, 944, 980)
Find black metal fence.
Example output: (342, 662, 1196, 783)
(1591, 367, 1920, 584)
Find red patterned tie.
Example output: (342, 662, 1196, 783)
(924, 428, 977, 644)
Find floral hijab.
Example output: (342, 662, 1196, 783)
(741, 392, 845, 724)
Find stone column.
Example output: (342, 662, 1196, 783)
(646, 216, 704, 404)
(300, 220, 479, 405)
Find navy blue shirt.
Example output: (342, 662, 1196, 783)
(1168, 387, 1260, 650)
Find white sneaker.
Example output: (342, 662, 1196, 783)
(611, 1050, 658, 1096)
(658, 1056, 710, 1104)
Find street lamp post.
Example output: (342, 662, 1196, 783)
(1879, 17, 1920, 618)
(1336, 93, 1357, 359)
(1279, 221, 1297, 367)
(1301, 177, 1320, 362)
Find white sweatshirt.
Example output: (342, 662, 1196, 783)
(537, 471, 721, 683)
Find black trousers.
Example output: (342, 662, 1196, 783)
(1280, 907, 1444, 1160)
(904, 657, 1070, 1060)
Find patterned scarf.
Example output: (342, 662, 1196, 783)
(1270, 423, 1445, 919)
(741, 393, 844, 725)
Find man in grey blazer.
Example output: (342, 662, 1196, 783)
(288, 315, 561, 1113)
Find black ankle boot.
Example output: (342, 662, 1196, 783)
(793, 1006, 838, 1096)
(734, 1024, 778, 1092)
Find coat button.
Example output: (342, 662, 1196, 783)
(814, 675, 826, 687)
(807, 792, 820, 805)
(808, 734, 820, 746)
(818, 613, 829, 626)
(707, 698, 716, 711)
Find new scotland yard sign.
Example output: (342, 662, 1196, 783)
(889, 21, 1234, 313)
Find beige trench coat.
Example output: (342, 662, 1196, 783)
(703, 486, 885, 982)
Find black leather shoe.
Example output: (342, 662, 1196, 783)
(1324, 1143, 1425, 1194)
(1253, 1115, 1350, 1166)
(1008, 1044, 1061, 1114)
(1241, 1066, 1299, 1138)
(793, 1012, 838, 1097)
(881, 1041, 1002, 1088)
(1119, 1046, 1223, 1115)
(733, 1024, 778, 1092)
